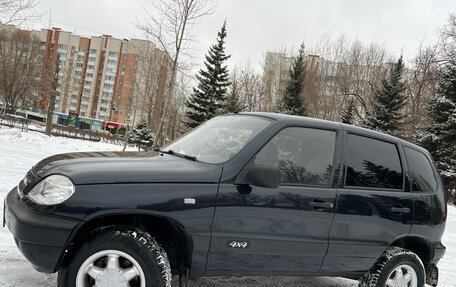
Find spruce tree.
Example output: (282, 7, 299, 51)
(416, 62, 456, 195)
(363, 56, 408, 136)
(129, 122, 155, 151)
(224, 72, 242, 113)
(341, 97, 356, 124)
(185, 21, 231, 128)
(276, 43, 307, 116)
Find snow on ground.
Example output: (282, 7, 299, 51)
(0, 127, 454, 287)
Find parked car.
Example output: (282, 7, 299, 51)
(4, 113, 446, 287)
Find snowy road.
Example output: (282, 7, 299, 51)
(0, 128, 454, 286)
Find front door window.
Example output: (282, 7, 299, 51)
(253, 127, 336, 187)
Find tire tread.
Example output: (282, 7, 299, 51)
(358, 246, 425, 287)
(58, 225, 172, 287)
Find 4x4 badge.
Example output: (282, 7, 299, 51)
(226, 240, 250, 249)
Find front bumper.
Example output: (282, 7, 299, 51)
(3, 187, 82, 273)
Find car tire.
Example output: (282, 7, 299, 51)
(57, 226, 171, 287)
(358, 246, 425, 287)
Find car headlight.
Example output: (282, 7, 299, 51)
(27, 175, 75, 205)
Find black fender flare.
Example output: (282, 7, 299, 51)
(57, 209, 193, 272)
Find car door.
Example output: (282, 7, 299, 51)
(321, 131, 413, 273)
(206, 126, 341, 276)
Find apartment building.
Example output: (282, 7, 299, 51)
(30, 27, 171, 124)
(110, 42, 138, 124)
(111, 39, 171, 129)
(262, 52, 323, 110)
(262, 51, 293, 111)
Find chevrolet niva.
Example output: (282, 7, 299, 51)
(4, 113, 446, 287)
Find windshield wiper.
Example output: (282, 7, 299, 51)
(153, 147, 197, 161)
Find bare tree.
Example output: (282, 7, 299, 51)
(440, 13, 456, 65)
(302, 35, 393, 122)
(44, 53, 60, 136)
(303, 35, 352, 120)
(166, 73, 190, 140)
(233, 64, 264, 112)
(127, 40, 163, 128)
(403, 42, 439, 139)
(0, 27, 42, 114)
(0, 0, 37, 29)
(137, 0, 216, 145)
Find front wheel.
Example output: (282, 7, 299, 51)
(58, 226, 171, 287)
(358, 247, 425, 287)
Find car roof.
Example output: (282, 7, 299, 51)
(236, 112, 429, 155)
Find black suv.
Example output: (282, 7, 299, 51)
(4, 113, 447, 287)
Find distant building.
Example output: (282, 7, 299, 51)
(262, 52, 325, 111)
(14, 26, 172, 125)
(262, 52, 293, 111)
(263, 49, 400, 120)
(116, 39, 172, 130)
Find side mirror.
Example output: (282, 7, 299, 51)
(239, 164, 281, 189)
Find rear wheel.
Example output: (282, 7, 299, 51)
(358, 247, 425, 287)
(58, 226, 171, 287)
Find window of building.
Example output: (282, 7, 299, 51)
(253, 127, 336, 186)
(107, 59, 117, 65)
(86, 73, 93, 78)
(104, 83, 113, 89)
(108, 51, 118, 57)
(58, 43, 67, 49)
(87, 65, 95, 70)
(90, 49, 97, 54)
(345, 134, 403, 190)
(76, 63, 83, 68)
(405, 147, 437, 192)
(105, 75, 115, 81)
(88, 57, 96, 62)
(84, 88, 91, 93)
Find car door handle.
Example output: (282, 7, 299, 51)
(309, 201, 334, 210)
(391, 207, 411, 213)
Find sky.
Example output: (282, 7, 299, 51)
(27, 0, 456, 71)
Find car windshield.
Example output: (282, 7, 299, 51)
(163, 115, 272, 164)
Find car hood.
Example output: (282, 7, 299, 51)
(32, 151, 223, 185)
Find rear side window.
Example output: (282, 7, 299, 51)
(405, 147, 437, 192)
(345, 134, 403, 190)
